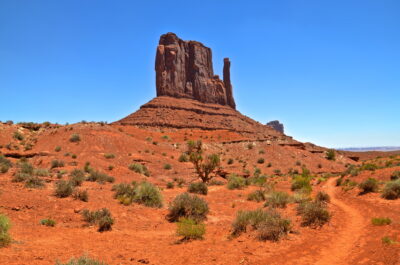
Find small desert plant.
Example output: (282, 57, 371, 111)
(247, 143, 254, 150)
(163, 163, 172, 170)
(227, 158, 234, 165)
(69, 169, 86, 186)
(167, 193, 209, 222)
(315, 191, 330, 203)
(54, 146, 62, 152)
(54, 180, 74, 198)
(69, 134, 81, 143)
(360, 163, 379, 171)
(227, 175, 247, 190)
(51, 160, 65, 169)
(264, 191, 291, 208)
(381, 236, 396, 245)
(390, 171, 400, 181)
(166, 182, 174, 189)
(247, 190, 267, 202)
(257, 158, 265, 164)
(188, 182, 208, 195)
(176, 218, 205, 240)
(128, 163, 150, 176)
(0, 155, 12, 173)
(84, 162, 93, 173)
(297, 201, 330, 227)
(13, 131, 24, 141)
(25, 176, 45, 188)
(371, 217, 391, 226)
(0, 214, 11, 247)
(358, 178, 378, 194)
(208, 179, 224, 186)
(247, 175, 268, 187)
(72, 189, 89, 202)
(104, 153, 115, 159)
(87, 171, 114, 184)
(231, 209, 291, 241)
(326, 149, 335, 160)
(186, 140, 220, 183)
(133, 182, 163, 208)
(292, 192, 312, 204)
(291, 174, 312, 194)
(381, 180, 400, 200)
(82, 208, 114, 232)
(178, 153, 189, 162)
(34, 168, 50, 177)
(40, 218, 56, 227)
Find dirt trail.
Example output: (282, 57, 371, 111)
(315, 178, 366, 265)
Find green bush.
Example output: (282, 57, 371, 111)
(326, 149, 335, 160)
(55, 180, 74, 198)
(133, 182, 163, 208)
(315, 191, 330, 203)
(25, 176, 45, 188)
(360, 163, 379, 171)
(292, 192, 312, 204)
(247, 176, 268, 187)
(264, 191, 291, 208)
(72, 189, 89, 202)
(128, 163, 150, 176)
(0, 155, 12, 174)
(51, 160, 65, 169)
(56, 255, 108, 265)
(104, 153, 115, 159)
(69, 169, 86, 186)
(390, 171, 400, 181)
(69, 134, 81, 143)
(186, 140, 220, 183)
(13, 131, 24, 141)
(0, 214, 11, 247)
(166, 182, 174, 189)
(176, 218, 205, 240)
(54, 146, 62, 152)
(188, 182, 208, 195)
(297, 201, 330, 227)
(82, 208, 114, 232)
(227, 175, 247, 190)
(231, 209, 291, 241)
(291, 175, 312, 193)
(167, 193, 209, 223)
(247, 190, 266, 202)
(87, 171, 114, 184)
(34, 168, 50, 177)
(381, 180, 400, 200)
(40, 218, 56, 227)
(163, 164, 172, 170)
(358, 178, 378, 194)
(178, 154, 189, 162)
(371, 217, 391, 226)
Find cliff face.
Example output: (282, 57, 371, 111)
(267, 120, 284, 134)
(155, 32, 236, 109)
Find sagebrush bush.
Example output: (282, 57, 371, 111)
(128, 163, 150, 176)
(176, 218, 205, 240)
(188, 182, 208, 195)
(227, 175, 247, 190)
(326, 149, 335, 160)
(178, 154, 189, 162)
(82, 208, 114, 232)
(358, 178, 378, 194)
(51, 160, 65, 169)
(0, 155, 12, 174)
(0, 214, 11, 247)
(371, 217, 391, 226)
(87, 171, 114, 184)
(264, 191, 291, 208)
(69, 134, 81, 143)
(13, 131, 24, 141)
(390, 171, 400, 181)
(104, 153, 115, 159)
(292, 192, 312, 204)
(25, 176, 44, 188)
(69, 169, 86, 186)
(247, 176, 268, 187)
(247, 190, 267, 202)
(166, 182, 174, 189)
(231, 209, 291, 241)
(40, 218, 56, 227)
(34, 168, 49, 177)
(55, 180, 74, 198)
(56, 255, 108, 265)
(315, 191, 330, 203)
(381, 180, 400, 200)
(360, 163, 379, 171)
(297, 201, 330, 227)
(133, 182, 163, 208)
(163, 163, 172, 170)
(54, 146, 62, 152)
(72, 189, 89, 202)
(167, 193, 209, 222)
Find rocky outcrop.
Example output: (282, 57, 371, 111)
(267, 120, 284, 134)
(155, 32, 236, 109)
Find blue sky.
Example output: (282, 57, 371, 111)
(0, 0, 399, 148)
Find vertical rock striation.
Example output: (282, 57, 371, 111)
(155, 32, 236, 109)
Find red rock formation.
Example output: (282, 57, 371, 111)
(155, 32, 236, 109)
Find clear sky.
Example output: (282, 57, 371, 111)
(0, 0, 399, 148)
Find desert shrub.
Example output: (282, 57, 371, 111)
(381, 180, 400, 200)
(360, 163, 379, 171)
(208, 179, 224, 186)
(231, 209, 291, 241)
(54, 146, 62, 152)
(382, 236, 396, 245)
(167, 193, 209, 222)
(291, 175, 312, 193)
(87, 171, 114, 184)
(82, 208, 114, 232)
(104, 153, 115, 159)
(336, 177, 344, 186)
(13, 131, 24, 141)
(84, 162, 93, 173)
(72, 189, 89, 202)
(107, 165, 114, 171)
(178, 153, 189, 162)
(358, 178, 378, 194)
(227, 175, 247, 190)
(166, 182, 174, 189)
(34, 168, 50, 177)
(297, 201, 330, 227)
(326, 149, 335, 160)
(247, 190, 267, 202)
(259, 150, 265, 154)
(69, 134, 81, 143)
(40, 218, 56, 227)
(112, 182, 136, 200)
(292, 192, 312, 203)
(371, 217, 391, 226)
(133, 182, 163, 208)
(55, 180, 74, 198)
(264, 191, 291, 208)
(257, 158, 265, 164)
(0, 155, 12, 174)
(315, 191, 330, 203)
(128, 163, 150, 176)
(69, 169, 86, 186)
(188, 182, 208, 195)
(174, 178, 185, 187)
(0, 214, 11, 247)
(176, 218, 205, 240)
(390, 171, 400, 181)
(186, 140, 220, 183)
(247, 143, 254, 150)
(163, 163, 172, 170)
(25, 176, 45, 188)
(247, 175, 268, 187)
(51, 160, 65, 169)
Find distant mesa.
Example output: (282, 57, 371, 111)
(266, 120, 284, 134)
(155, 32, 236, 109)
